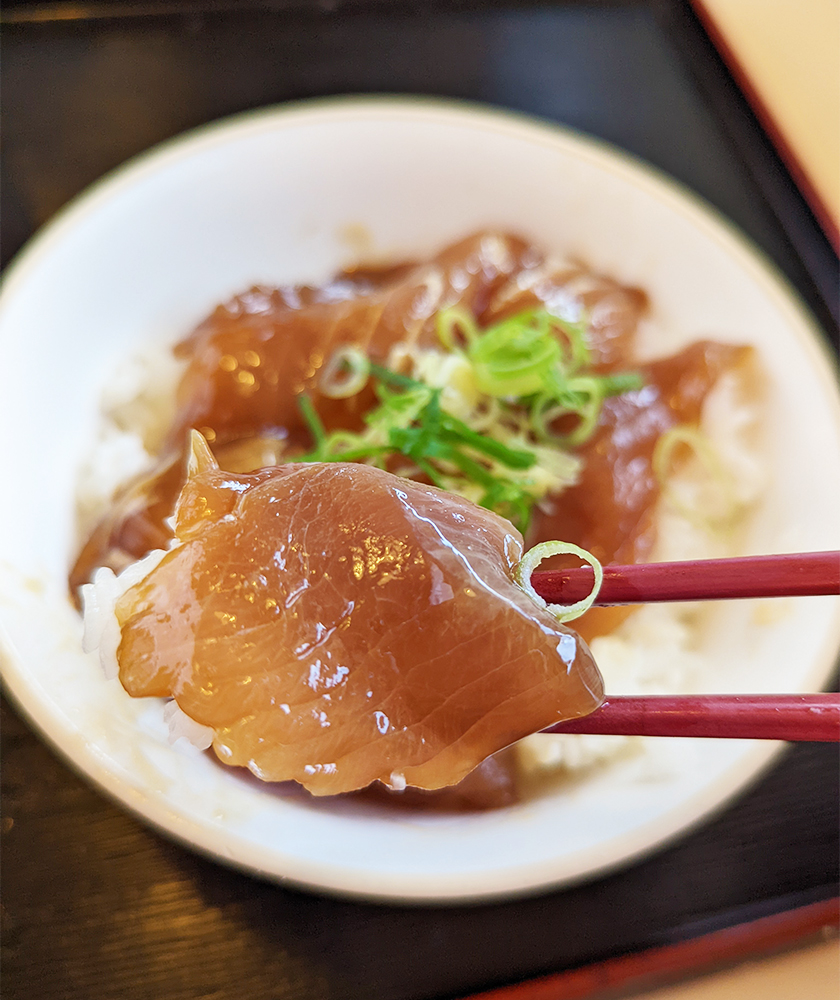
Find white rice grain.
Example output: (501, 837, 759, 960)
(163, 700, 214, 752)
(81, 548, 169, 680)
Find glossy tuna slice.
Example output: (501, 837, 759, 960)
(113, 439, 604, 795)
(166, 231, 535, 451)
(69, 233, 534, 591)
(70, 232, 651, 589)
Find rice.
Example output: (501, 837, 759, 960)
(74, 343, 184, 541)
(80, 533, 217, 754)
(163, 700, 214, 752)
(81, 548, 169, 679)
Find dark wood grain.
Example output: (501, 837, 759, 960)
(2, 4, 838, 999)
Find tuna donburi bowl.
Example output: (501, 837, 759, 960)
(1, 100, 839, 901)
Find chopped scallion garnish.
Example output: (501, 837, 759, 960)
(652, 424, 742, 534)
(299, 366, 542, 531)
(319, 345, 371, 398)
(435, 306, 642, 445)
(516, 541, 603, 623)
(297, 304, 644, 531)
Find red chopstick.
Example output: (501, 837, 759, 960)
(533, 551, 840, 606)
(543, 694, 840, 742)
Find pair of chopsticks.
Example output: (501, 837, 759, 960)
(532, 551, 840, 743)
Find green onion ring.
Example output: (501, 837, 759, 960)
(530, 395, 570, 441)
(436, 306, 479, 352)
(297, 393, 327, 450)
(515, 541, 603, 623)
(652, 424, 739, 532)
(319, 346, 371, 399)
(555, 377, 604, 446)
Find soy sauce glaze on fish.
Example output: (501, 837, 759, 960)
(112, 441, 604, 796)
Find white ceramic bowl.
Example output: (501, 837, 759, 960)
(1, 98, 839, 903)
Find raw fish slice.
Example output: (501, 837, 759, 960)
(71, 234, 656, 591)
(70, 451, 185, 590)
(167, 232, 535, 452)
(114, 444, 603, 795)
(70, 234, 537, 588)
(71, 234, 534, 589)
(358, 748, 521, 811)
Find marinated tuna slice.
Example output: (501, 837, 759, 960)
(72, 234, 534, 590)
(71, 451, 185, 590)
(113, 442, 604, 795)
(70, 232, 653, 590)
(167, 232, 535, 452)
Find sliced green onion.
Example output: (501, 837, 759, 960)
(599, 370, 644, 396)
(653, 424, 740, 533)
(480, 480, 534, 533)
(414, 458, 447, 488)
(469, 311, 561, 398)
(319, 346, 370, 399)
(553, 316, 592, 373)
(554, 376, 604, 446)
(294, 302, 645, 534)
(298, 393, 327, 452)
(530, 396, 570, 441)
(438, 412, 536, 469)
(515, 541, 603, 623)
(436, 306, 480, 352)
(530, 377, 602, 446)
(368, 362, 425, 392)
